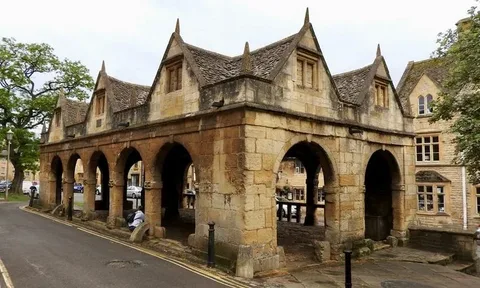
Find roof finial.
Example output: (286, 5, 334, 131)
(241, 42, 252, 75)
(304, 7, 310, 25)
(41, 123, 47, 133)
(101, 60, 106, 73)
(376, 44, 382, 57)
(175, 18, 180, 35)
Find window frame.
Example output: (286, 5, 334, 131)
(418, 95, 425, 115)
(296, 51, 318, 90)
(416, 183, 448, 214)
(166, 60, 183, 93)
(475, 186, 480, 216)
(95, 90, 106, 116)
(415, 135, 440, 162)
(374, 81, 389, 108)
(294, 159, 305, 174)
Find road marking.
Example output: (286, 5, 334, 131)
(20, 207, 252, 288)
(0, 257, 14, 288)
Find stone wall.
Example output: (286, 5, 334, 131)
(408, 225, 478, 261)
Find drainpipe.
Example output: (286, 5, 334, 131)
(462, 165, 467, 230)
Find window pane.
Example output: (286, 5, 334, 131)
(437, 186, 444, 194)
(169, 68, 176, 92)
(477, 196, 480, 214)
(426, 194, 434, 211)
(433, 144, 439, 161)
(418, 96, 424, 105)
(437, 194, 445, 212)
(417, 186, 424, 192)
(426, 186, 433, 193)
(297, 60, 303, 84)
(476, 187, 480, 195)
(177, 66, 182, 90)
(418, 194, 425, 210)
(306, 63, 313, 88)
(424, 145, 431, 161)
(424, 137, 431, 143)
(416, 146, 423, 161)
(416, 137, 422, 144)
(432, 136, 439, 143)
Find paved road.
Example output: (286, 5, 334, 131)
(0, 202, 228, 288)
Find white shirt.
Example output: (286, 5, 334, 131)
(129, 210, 145, 228)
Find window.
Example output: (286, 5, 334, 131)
(417, 184, 445, 213)
(95, 91, 105, 115)
(418, 94, 433, 115)
(375, 82, 388, 107)
(167, 62, 182, 93)
(317, 188, 325, 203)
(293, 188, 305, 201)
(476, 187, 480, 215)
(296, 54, 317, 89)
(418, 95, 425, 115)
(416, 135, 440, 162)
(294, 160, 305, 174)
(55, 109, 61, 127)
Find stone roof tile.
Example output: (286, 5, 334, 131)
(416, 170, 450, 183)
(108, 76, 150, 112)
(333, 64, 374, 105)
(63, 99, 88, 127)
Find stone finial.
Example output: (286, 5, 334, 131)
(41, 123, 46, 133)
(175, 18, 180, 35)
(304, 7, 310, 25)
(101, 60, 106, 73)
(376, 44, 382, 57)
(241, 42, 252, 75)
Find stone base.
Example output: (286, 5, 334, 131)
(106, 216, 126, 229)
(313, 240, 331, 262)
(253, 254, 280, 273)
(387, 236, 398, 247)
(154, 226, 166, 238)
(277, 246, 286, 268)
(236, 245, 254, 278)
(130, 223, 150, 243)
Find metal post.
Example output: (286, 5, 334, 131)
(5, 139, 10, 201)
(207, 221, 215, 268)
(67, 196, 73, 220)
(344, 250, 352, 288)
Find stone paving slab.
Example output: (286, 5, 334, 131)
(260, 260, 480, 287)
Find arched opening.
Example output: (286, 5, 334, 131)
(364, 150, 400, 241)
(116, 148, 144, 215)
(51, 156, 63, 205)
(66, 154, 84, 212)
(155, 142, 195, 244)
(274, 141, 335, 267)
(88, 151, 110, 220)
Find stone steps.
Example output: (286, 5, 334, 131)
(373, 242, 391, 252)
(445, 260, 477, 274)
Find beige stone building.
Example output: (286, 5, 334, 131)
(397, 19, 480, 230)
(39, 11, 417, 275)
(276, 158, 324, 202)
(0, 159, 39, 182)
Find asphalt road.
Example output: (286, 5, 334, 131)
(0, 202, 228, 288)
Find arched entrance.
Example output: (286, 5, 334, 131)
(364, 150, 400, 241)
(116, 148, 144, 214)
(274, 140, 335, 265)
(66, 153, 82, 212)
(51, 156, 63, 205)
(155, 142, 195, 243)
(88, 151, 110, 216)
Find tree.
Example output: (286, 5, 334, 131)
(431, 2, 480, 183)
(0, 38, 94, 194)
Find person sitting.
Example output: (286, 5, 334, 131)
(128, 206, 145, 232)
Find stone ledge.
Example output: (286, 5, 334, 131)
(409, 225, 477, 236)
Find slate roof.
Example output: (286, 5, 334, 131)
(63, 98, 88, 127)
(184, 34, 296, 86)
(397, 58, 450, 115)
(416, 170, 450, 183)
(108, 76, 151, 112)
(333, 64, 374, 105)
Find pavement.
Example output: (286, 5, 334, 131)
(0, 201, 242, 288)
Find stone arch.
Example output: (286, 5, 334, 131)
(66, 153, 82, 183)
(114, 146, 144, 210)
(363, 149, 402, 241)
(361, 147, 402, 185)
(86, 150, 110, 212)
(50, 155, 63, 205)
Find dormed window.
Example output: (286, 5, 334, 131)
(296, 51, 318, 89)
(95, 90, 105, 115)
(166, 61, 183, 93)
(418, 94, 433, 116)
(374, 81, 388, 108)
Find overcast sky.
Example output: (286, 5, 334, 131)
(0, 0, 474, 90)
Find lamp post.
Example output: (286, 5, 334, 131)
(5, 129, 13, 201)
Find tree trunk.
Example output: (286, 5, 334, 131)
(10, 158, 24, 195)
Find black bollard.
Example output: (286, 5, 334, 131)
(29, 188, 35, 207)
(207, 221, 215, 268)
(344, 249, 352, 288)
(67, 196, 73, 221)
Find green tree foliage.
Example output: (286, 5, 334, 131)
(431, 2, 480, 183)
(0, 38, 94, 193)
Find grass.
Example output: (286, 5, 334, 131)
(74, 202, 84, 208)
(0, 192, 31, 202)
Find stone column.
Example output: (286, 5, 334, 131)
(391, 184, 407, 238)
(83, 179, 96, 214)
(144, 180, 163, 237)
(107, 180, 124, 228)
(63, 178, 74, 213)
(304, 176, 319, 226)
(324, 185, 341, 253)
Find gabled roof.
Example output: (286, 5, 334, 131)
(397, 58, 450, 113)
(333, 64, 374, 105)
(63, 98, 88, 127)
(184, 34, 297, 86)
(416, 170, 450, 183)
(108, 76, 150, 113)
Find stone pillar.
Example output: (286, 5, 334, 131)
(63, 179, 74, 213)
(324, 185, 341, 251)
(304, 176, 319, 226)
(83, 179, 96, 214)
(46, 178, 57, 207)
(391, 184, 406, 238)
(107, 180, 124, 228)
(144, 180, 162, 237)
